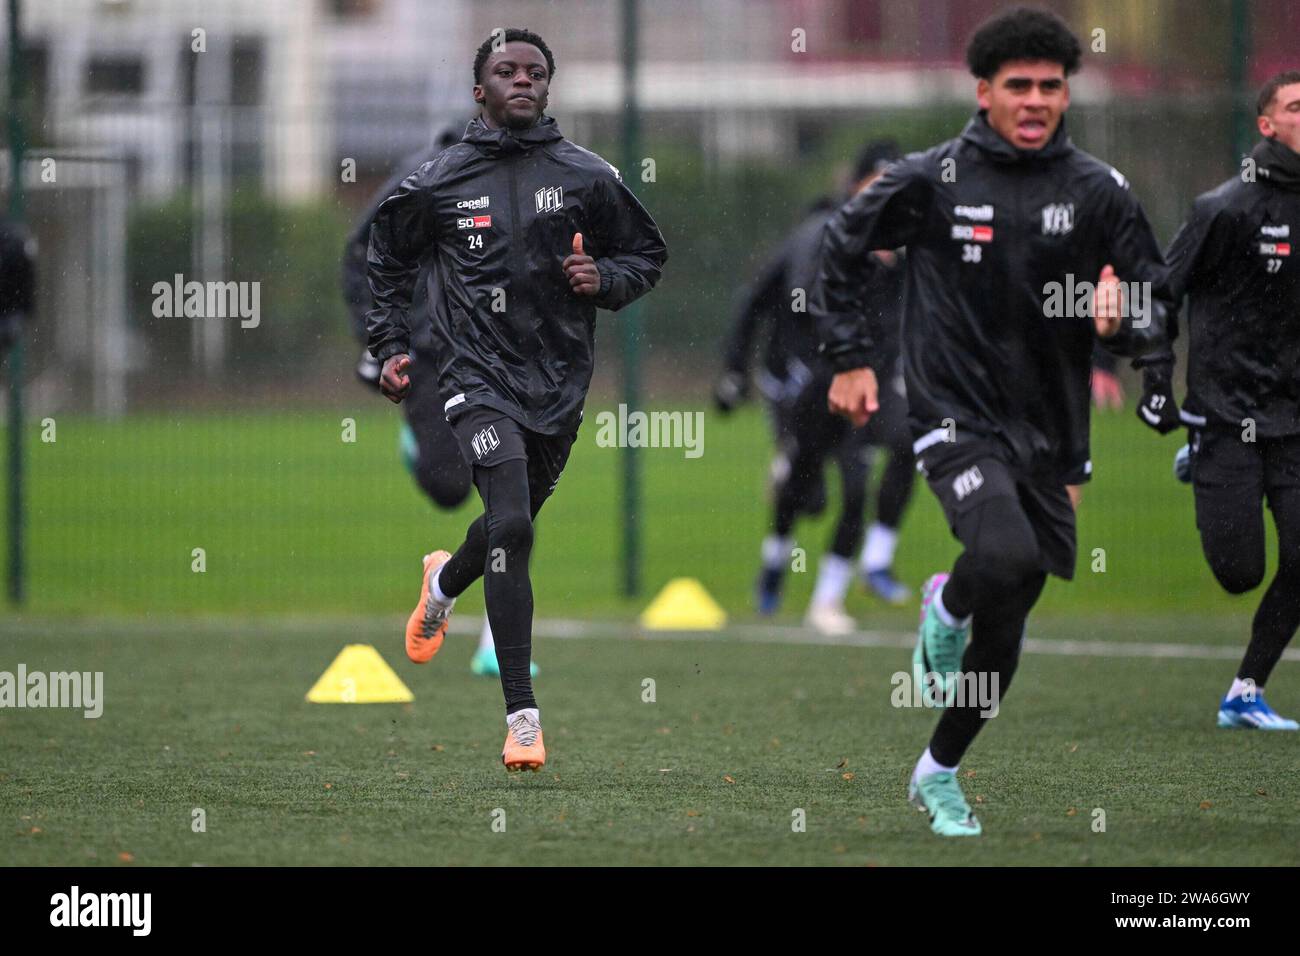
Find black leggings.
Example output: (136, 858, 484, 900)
(875, 442, 916, 530)
(403, 383, 473, 509)
(773, 396, 915, 558)
(1196, 457, 1300, 688)
(830, 442, 870, 558)
(929, 495, 1049, 767)
(437, 459, 545, 713)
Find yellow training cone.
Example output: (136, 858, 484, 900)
(639, 577, 727, 631)
(306, 644, 414, 704)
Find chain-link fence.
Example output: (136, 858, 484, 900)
(1, 0, 1295, 615)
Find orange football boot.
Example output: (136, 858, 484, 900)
(405, 550, 453, 663)
(502, 711, 546, 772)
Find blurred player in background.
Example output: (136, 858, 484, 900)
(817, 7, 1172, 835)
(367, 29, 666, 771)
(0, 214, 35, 358)
(715, 140, 916, 635)
(1140, 70, 1300, 730)
(341, 121, 536, 679)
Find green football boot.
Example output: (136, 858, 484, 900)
(908, 770, 982, 837)
(913, 573, 970, 707)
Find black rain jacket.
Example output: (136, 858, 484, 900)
(1159, 136, 1300, 437)
(815, 112, 1171, 483)
(367, 116, 667, 435)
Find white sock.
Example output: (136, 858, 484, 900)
(932, 583, 969, 629)
(912, 747, 958, 784)
(861, 522, 899, 573)
(811, 553, 853, 608)
(1226, 677, 1255, 702)
(761, 534, 793, 571)
(507, 706, 540, 727)
(477, 617, 495, 653)
(430, 564, 455, 607)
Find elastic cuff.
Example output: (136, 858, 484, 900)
(828, 347, 873, 374)
(1130, 351, 1173, 370)
(373, 341, 409, 363)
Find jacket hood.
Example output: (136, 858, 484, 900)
(1252, 136, 1300, 191)
(960, 110, 1074, 164)
(462, 114, 565, 156)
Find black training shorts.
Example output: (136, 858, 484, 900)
(446, 401, 577, 506)
(918, 438, 1077, 580)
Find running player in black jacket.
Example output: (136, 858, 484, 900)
(366, 29, 667, 771)
(344, 125, 470, 515)
(342, 122, 539, 680)
(1138, 70, 1300, 731)
(0, 215, 34, 357)
(715, 141, 917, 634)
(815, 7, 1171, 835)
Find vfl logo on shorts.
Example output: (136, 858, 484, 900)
(952, 466, 985, 501)
(535, 186, 563, 214)
(471, 425, 501, 460)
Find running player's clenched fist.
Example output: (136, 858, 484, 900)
(1093, 264, 1123, 338)
(828, 367, 880, 427)
(380, 353, 412, 404)
(563, 233, 601, 296)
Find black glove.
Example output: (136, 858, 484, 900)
(712, 370, 747, 414)
(355, 348, 382, 390)
(1135, 364, 1180, 434)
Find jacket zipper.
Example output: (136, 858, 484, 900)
(501, 153, 533, 356)
(506, 154, 527, 350)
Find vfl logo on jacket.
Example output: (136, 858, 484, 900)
(1041, 203, 1074, 236)
(471, 425, 501, 460)
(535, 186, 563, 214)
(952, 466, 984, 501)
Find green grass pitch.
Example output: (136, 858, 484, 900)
(1, 402, 1296, 865)
(3, 616, 1297, 866)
